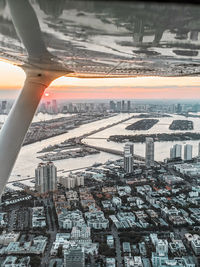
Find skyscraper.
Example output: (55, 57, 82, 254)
(124, 155, 133, 174)
(64, 247, 85, 267)
(116, 101, 121, 112)
(52, 99, 58, 114)
(127, 100, 131, 111)
(170, 144, 182, 159)
(198, 142, 200, 157)
(35, 162, 57, 194)
(145, 137, 154, 167)
(1, 101, 7, 114)
(124, 142, 134, 173)
(124, 142, 134, 156)
(109, 100, 116, 112)
(122, 100, 125, 111)
(184, 144, 193, 161)
(46, 101, 52, 114)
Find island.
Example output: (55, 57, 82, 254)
(108, 132, 200, 143)
(21, 112, 115, 146)
(133, 113, 171, 118)
(126, 119, 159, 131)
(169, 120, 193, 131)
(37, 138, 100, 161)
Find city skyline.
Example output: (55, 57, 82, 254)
(1, 61, 200, 100)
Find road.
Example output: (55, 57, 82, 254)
(41, 198, 57, 267)
(111, 224, 122, 267)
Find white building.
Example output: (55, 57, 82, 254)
(0, 232, 20, 246)
(151, 239, 169, 267)
(71, 226, 91, 240)
(184, 144, 193, 161)
(156, 240, 168, 256)
(85, 211, 109, 230)
(124, 143, 134, 173)
(124, 142, 134, 156)
(35, 162, 57, 194)
(107, 235, 114, 248)
(145, 138, 154, 167)
(112, 197, 122, 207)
(191, 239, 200, 255)
(59, 174, 84, 189)
(76, 176, 84, 187)
(59, 177, 75, 189)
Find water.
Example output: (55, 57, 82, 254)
(83, 113, 200, 161)
(0, 112, 73, 124)
(9, 113, 131, 183)
(5, 112, 200, 187)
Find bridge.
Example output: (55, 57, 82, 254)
(76, 114, 146, 162)
(85, 137, 107, 140)
(85, 144, 145, 162)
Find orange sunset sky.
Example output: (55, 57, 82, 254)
(0, 61, 200, 100)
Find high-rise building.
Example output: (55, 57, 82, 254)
(46, 101, 52, 113)
(68, 103, 74, 113)
(124, 142, 134, 156)
(177, 103, 182, 113)
(59, 174, 84, 189)
(39, 102, 47, 113)
(124, 154, 133, 174)
(145, 138, 154, 167)
(59, 176, 75, 189)
(109, 100, 116, 112)
(52, 99, 58, 114)
(1, 101, 7, 114)
(170, 144, 182, 159)
(64, 247, 85, 267)
(122, 100, 125, 111)
(116, 101, 121, 112)
(127, 101, 131, 111)
(124, 142, 134, 173)
(35, 162, 57, 194)
(198, 143, 200, 157)
(184, 144, 193, 161)
(76, 176, 85, 187)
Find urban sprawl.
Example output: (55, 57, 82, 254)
(0, 99, 200, 267)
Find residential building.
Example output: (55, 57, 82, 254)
(35, 162, 57, 194)
(112, 197, 122, 208)
(0, 232, 20, 246)
(198, 142, 200, 157)
(124, 154, 133, 174)
(85, 211, 109, 230)
(107, 235, 114, 248)
(2, 256, 30, 267)
(32, 207, 46, 228)
(191, 239, 200, 255)
(145, 138, 154, 167)
(64, 246, 85, 267)
(124, 143, 134, 173)
(59, 173, 84, 189)
(170, 144, 182, 159)
(184, 144, 193, 161)
(106, 257, 116, 267)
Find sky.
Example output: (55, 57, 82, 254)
(0, 61, 200, 100)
